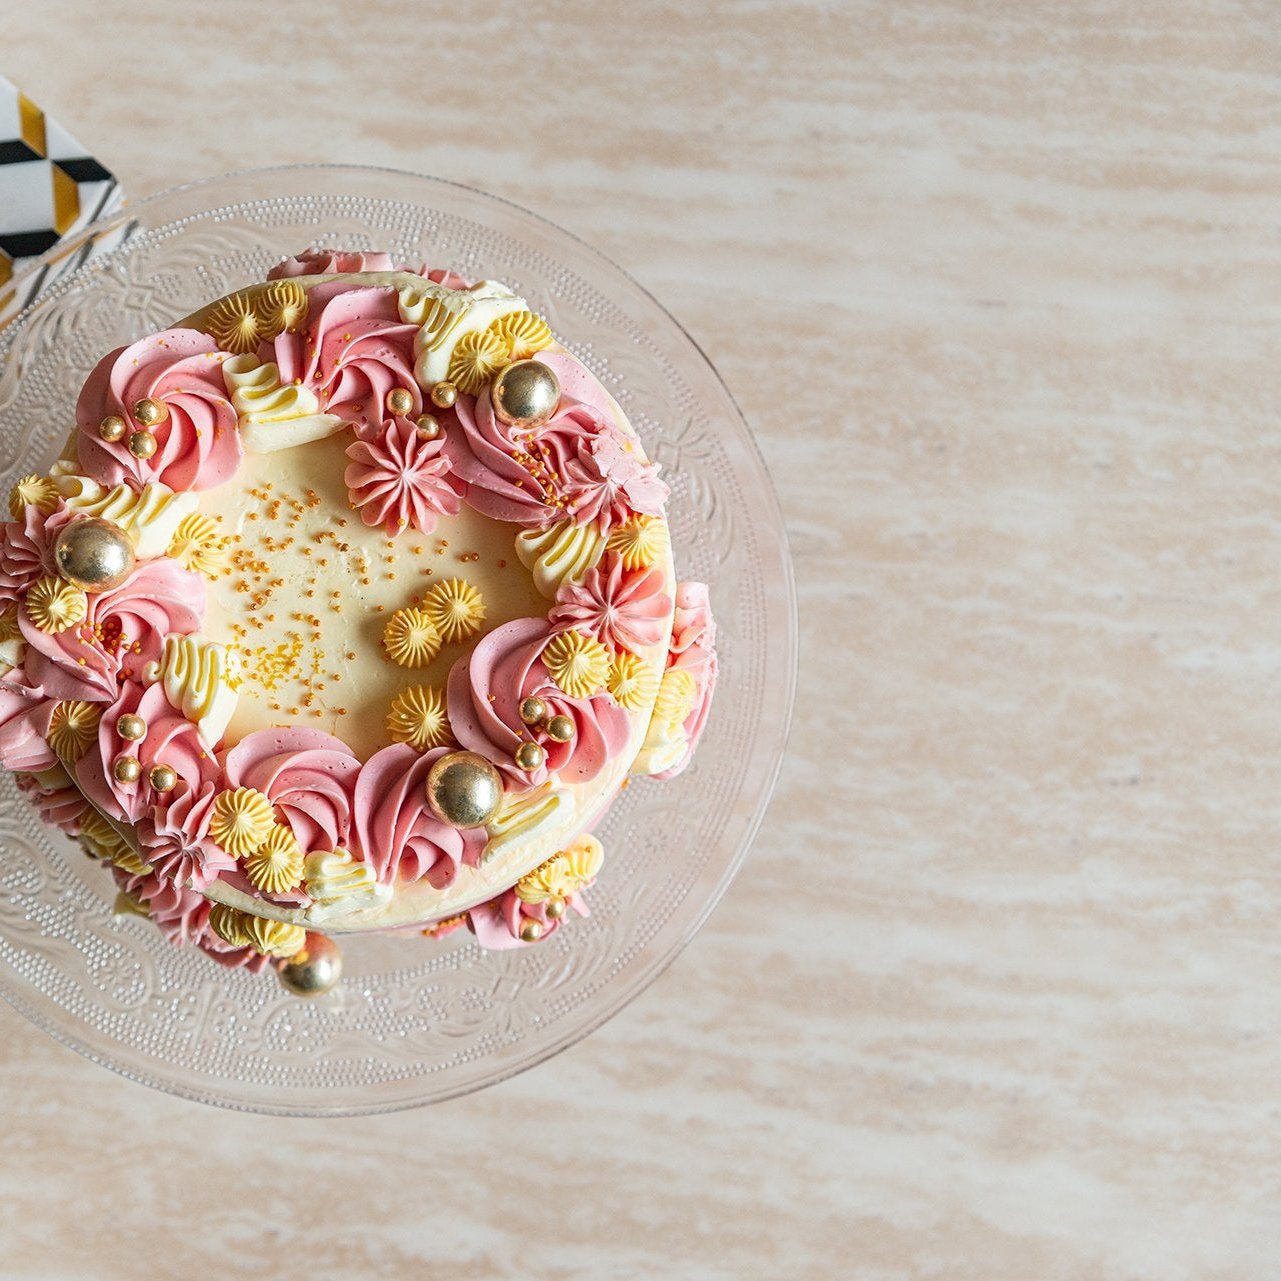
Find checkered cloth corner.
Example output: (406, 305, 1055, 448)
(0, 76, 125, 321)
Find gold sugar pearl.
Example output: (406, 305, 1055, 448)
(519, 919, 545, 943)
(116, 714, 146, 741)
(545, 897, 567, 920)
(514, 741, 546, 772)
(98, 414, 127, 442)
(132, 397, 168, 427)
(429, 381, 458, 409)
(149, 764, 177, 793)
(128, 431, 157, 459)
(387, 387, 414, 416)
(545, 715, 575, 743)
(113, 757, 142, 784)
(415, 413, 441, 440)
(519, 696, 547, 726)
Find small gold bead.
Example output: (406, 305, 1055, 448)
(429, 381, 458, 409)
(128, 431, 157, 459)
(149, 764, 178, 793)
(519, 918, 545, 943)
(545, 715, 575, 743)
(545, 897, 567, 920)
(113, 757, 142, 784)
(387, 387, 414, 416)
(132, 397, 168, 427)
(415, 413, 441, 440)
(519, 696, 547, 726)
(98, 414, 127, 442)
(514, 741, 546, 772)
(116, 713, 146, 741)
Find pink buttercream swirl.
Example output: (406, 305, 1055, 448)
(442, 352, 667, 533)
(343, 415, 464, 536)
(112, 864, 271, 973)
(0, 669, 57, 773)
(17, 765, 88, 835)
(549, 551, 671, 654)
(221, 727, 361, 855)
(0, 501, 74, 606)
(267, 252, 470, 290)
(135, 781, 236, 892)
(349, 744, 486, 887)
(468, 883, 591, 950)
(20, 556, 205, 703)
(75, 329, 242, 491)
(75, 680, 219, 825)
(654, 580, 718, 781)
(265, 283, 419, 433)
(447, 616, 631, 787)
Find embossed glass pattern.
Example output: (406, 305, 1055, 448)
(0, 166, 795, 1114)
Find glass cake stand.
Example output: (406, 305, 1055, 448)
(0, 165, 796, 1115)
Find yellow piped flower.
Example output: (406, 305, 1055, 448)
(209, 787, 276, 857)
(80, 808, 150, 875)
(487, 309, 553, 361)
(515, 834, 604, 904)
(203, 290, 262, 354)
(606, 514, 668, 570)
(167, 513, 233, 577)
(9, 474, 59, 521)
(208, 902, 253, 948)
(242, 823, 304, 894)
(421, 577, 485, 644)
(257, 279, 308, 333)
(243, 915, 307, 959)
(0, 603, 21, 643)
(382, 606, 442, 667)
(653, 667, 698, 729)
(606, 651, 659, 711)
(446, 327, 509, 394)
(386, 685, 452, 751)
(47, 700, 102, 762)
(543, 630, 610, 699)
(24, 576, 87, 634)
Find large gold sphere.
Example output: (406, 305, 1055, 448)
(415, 413, 441, 440)
(132, 397, 168, 427)
(277, 933, 343, 997)
(545, 896, 567, 920)
(53, 518, 136, 592)
(387, 386, 414, 416)
(491, 360, 561, 429)
(425, 750, 504, 828)
(519, 918, 545, 943)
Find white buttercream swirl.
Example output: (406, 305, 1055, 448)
(482, 781, 571, 863)
(159, 633, 239, 747)
(302, 846, 392, 919)
(514, 520, 608, 599)
(396, 280, 526, 386)
(220, 353, 343, 451)
(52, 474, 198, 559)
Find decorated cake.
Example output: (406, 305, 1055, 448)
(0, 250, 716, 995)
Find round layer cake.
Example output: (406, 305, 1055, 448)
(0, 249, 717, 990)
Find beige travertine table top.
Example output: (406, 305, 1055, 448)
(4, 3, 1281, 1277)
